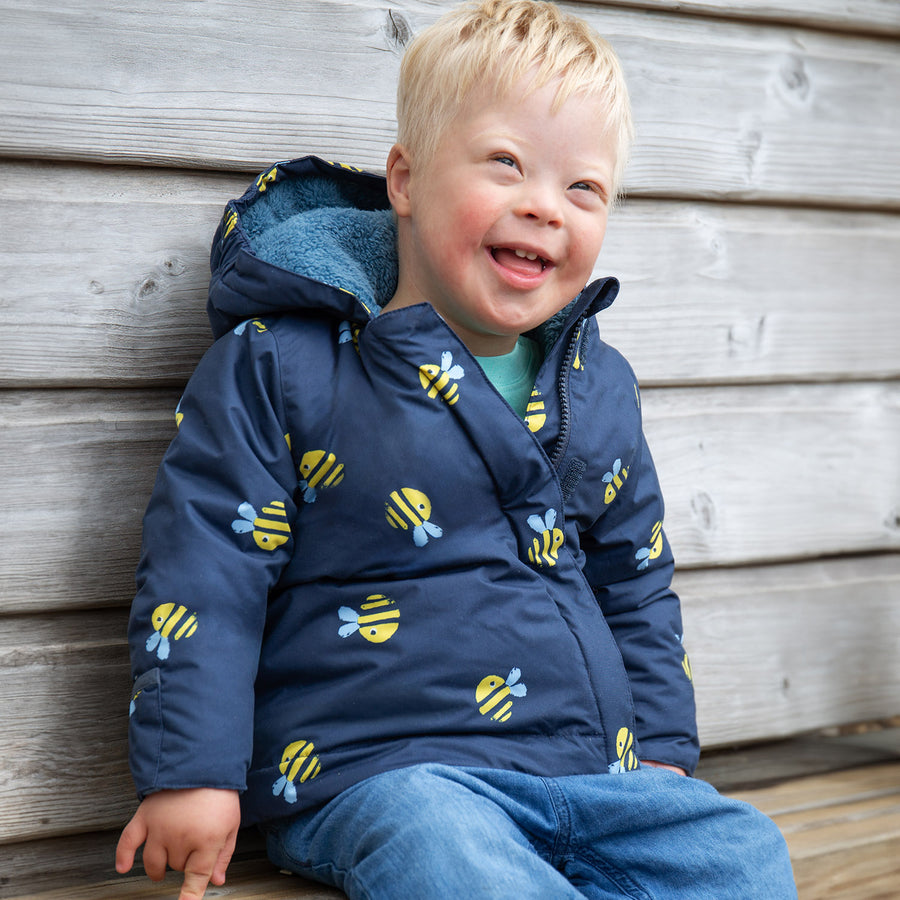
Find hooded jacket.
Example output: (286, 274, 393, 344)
(127, 156, 698, 826)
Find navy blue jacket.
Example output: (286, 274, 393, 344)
(127, 156, 698, 826)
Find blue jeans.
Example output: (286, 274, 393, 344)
(265, 763, 797, 899)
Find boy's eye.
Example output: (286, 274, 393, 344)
(493, 155, 517, 168)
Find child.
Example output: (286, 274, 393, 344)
(116, 2, 797, 897)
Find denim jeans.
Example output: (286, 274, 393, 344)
(265, 763, 797, 899)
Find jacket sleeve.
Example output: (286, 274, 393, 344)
(127, 320, 297, 798)
(579, 405, 700, 775)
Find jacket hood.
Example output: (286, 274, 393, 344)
(207, 156, 618, 345)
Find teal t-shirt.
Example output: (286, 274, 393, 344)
(475, 336, 542, 418)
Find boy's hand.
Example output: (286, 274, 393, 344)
(116, 787, 241, 900)
(641, 760, 687, 776)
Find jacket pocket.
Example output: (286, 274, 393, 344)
(128, 667, 163, 796)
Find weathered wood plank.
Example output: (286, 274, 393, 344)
(2, 161, 898, 388)
(0, 390, 177, 613)
(1, 1, 898, 207)
(676, 555, 900, 747)
(2, 858, 344, 900)
(646, 382, 900, 567)
(0, 610, 133, 845)
(580, 0, 900, 36)
(1, 384, 897, 614)
(732, 763, 900, 899)
(0, 558, 895, 846)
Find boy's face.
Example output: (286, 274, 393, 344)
(386, 75, 617, 356)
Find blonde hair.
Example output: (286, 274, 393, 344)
(396, 0, 634, 199)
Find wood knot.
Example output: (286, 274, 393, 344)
(386, 9, 412, 51)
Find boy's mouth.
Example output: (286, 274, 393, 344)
(490, 246, 551, 276)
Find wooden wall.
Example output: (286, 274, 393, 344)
(1, 0, 898, 892)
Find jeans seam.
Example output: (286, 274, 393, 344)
(574, 846, 655, 900)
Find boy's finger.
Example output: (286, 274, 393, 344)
(114, 816, 146, 874)
(177, 850, 217, 900)
(210, 833, 237, 886)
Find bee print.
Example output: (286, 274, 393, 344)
(385, 488, 443, 547)
(232, 500, 291, 551)
(635, 520, 664, 570)
(338, 594, 399, 643)
(272, 739, 321, 805)
(524, 389, 546, 433)
(129, 689, 142, 717)
(608, 726, 639, 773)
(222, 209, 238, 240)
(572, 327, 584, 370)
(679, 634, 693, 682)
(174, 398, 184, 429)
(602, 459, 629, 505)
(233, 319, 267, 336)
(527, 509, 564, 567)
(298, 450, 345, 503)
(419, 351, 465, 405)
(145, 603, 198, 661)
(337, 320, 361, 352)
(476, 668, 527, 722)
(256, 165, 279, 192)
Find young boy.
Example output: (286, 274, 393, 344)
(116, 2, 797, 898)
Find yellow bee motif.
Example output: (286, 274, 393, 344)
(234, 319, 267, 336)
(608, 726, 639, 774)
(327, 161, 362, 173)
(602, 458, 629, 505)
(338, 594, 399, 643)
(272, 739, 321, 804)
(572, 328, 584, 370)
(635, 520, 664, 570)
(527, 509, 564, 567)
(223, 209, 238, 239)
(419, 351, 465, 405)
(337, 320, 361, 352)
(298, 450, 345, 503)
(385, 488, 443, 547)
(476, 668, 527, 722)
(146, 603, 198, 661)
(256, 165, 279, 192)
(524, 389, 546, 433)
(174, 398, 184, 429)
(232, 500, 291, 551)
(679, 633, 693, 682)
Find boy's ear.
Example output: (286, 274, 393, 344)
(386, 144, 412, 218)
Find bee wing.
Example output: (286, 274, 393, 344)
(441, 350, 453, 371)
(337, 606, 359, 623)
(237, 501, 257, 521)
(232, 519, 254, 534)
(448, 365, 465, 379)
(301, 483, 317, 503)
(506, 667, 521, 686)
(145, 631, 161, 653)
(612, 458, 621, 476)
(602, 471, 613, 484)
(508, 683, 527, 698)
(413, 524, 429, 547)
(545, 508, 557, 530)
(157, 636, 170, 661)
(422, 521, 443, 539)
(338, 622, 360, 638)
(272, 774, 287, 797)
(284, 779, 297, 804)
(526, 514, 546, 533)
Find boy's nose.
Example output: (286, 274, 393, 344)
(516, 181, 563, 227)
